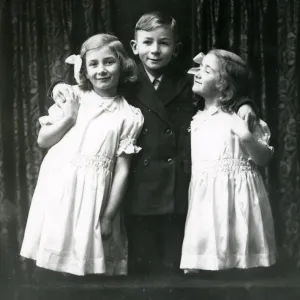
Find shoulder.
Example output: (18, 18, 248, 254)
(165, 64, 192, 84)
(119, 97, 144, 123)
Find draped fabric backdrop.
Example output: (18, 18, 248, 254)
(0, 0, 300, 283)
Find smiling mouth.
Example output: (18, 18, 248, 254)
(148, 58, 161, 62)
(97, 77, 110, 81)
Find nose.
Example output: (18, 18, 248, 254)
(195, 69, 202, 79)
(97, 63, 107, 75)
(150, 42, 160, 54)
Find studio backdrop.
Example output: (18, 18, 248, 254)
(0, 0, 299, 281)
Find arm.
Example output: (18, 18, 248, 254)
(232, 113, 272, 166)
(38, 98, 79, 148)
(237, 104, 257, 132)
(100, 154, 132, 237)
(37, 116, 75, 148)
(240, 132, 272, 166)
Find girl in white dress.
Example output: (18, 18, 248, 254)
(20, 34, 144, 276)
(180, 50, 277, 271)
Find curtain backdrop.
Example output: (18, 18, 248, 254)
(0, 0, 111, 282)
(0, 0, 300, 283)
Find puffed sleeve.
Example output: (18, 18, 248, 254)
(39, 104, 64, 126)
(252, 119, 274, 154)
(116, 106, 144, 156)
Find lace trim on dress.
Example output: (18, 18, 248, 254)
(116, 138, 142, 156)
(194, 158, 255, 174)
(71, 154, 115, 172)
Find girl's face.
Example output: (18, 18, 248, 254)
(192, 53, 221, 99)
(85, 46, 121, 97)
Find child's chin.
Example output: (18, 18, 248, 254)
(192, 88, 203, 96)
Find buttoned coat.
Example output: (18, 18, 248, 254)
(124, 65, 196, 215)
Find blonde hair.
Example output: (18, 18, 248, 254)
(134, 11, 178, 41)
(208, 49, 252, 112)
(78, 34, 137, 91)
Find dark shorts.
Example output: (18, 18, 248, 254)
(125, 214, 186, 275)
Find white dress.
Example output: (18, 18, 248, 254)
(180, 106, 277, 271)
(20, 89, 144, 276)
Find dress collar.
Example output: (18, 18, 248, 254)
(193, 105, 220, 120)
(80, 90, 120, 112)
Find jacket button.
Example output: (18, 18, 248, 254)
(143, 128, 148, 135)
(144, 159, 149, 166)
(167, 158, 173, 164)
(165, 128, 172, 136)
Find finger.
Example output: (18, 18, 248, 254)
(58, 91, 68, 103)
(251, 114, 258, 131)
(54, 95, 66, 107)
(66, 86, 75, 100)
(249, 114, 256, 132)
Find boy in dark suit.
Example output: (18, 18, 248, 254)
(51, 11, 257, 275)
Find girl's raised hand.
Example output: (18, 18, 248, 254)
(237, 104, 257, 132)
(100, 217, 113, 238)
(61, 95, 80, 124)
(53, 83, 75, 107)
(231, 113, 252, 141)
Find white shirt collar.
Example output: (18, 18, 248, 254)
(144, 68, 163, 85)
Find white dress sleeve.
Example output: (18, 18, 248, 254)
(116, 106, 144, 156)
(39, 104, 64, 126)
(252, 119, 274, 154)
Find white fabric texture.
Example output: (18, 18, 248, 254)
(180, 107, 277, 271)
(21, 90, 144, 276)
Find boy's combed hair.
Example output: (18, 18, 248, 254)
(209, 49, 252, 113)
(79, 33, 138, 91)
(135, 11, 178, 41)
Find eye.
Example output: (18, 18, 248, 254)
(143, 40, 152, 45)
(104, 60, 115, 66)
(88, 61, 98, 67)
(160, 41, 169, 46)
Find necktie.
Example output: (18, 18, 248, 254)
(152, 78, 160, 90)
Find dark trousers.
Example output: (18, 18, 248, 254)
(125, 214, 186, 275)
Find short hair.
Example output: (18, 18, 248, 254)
(208, 49, 252, 112)
(134, 11, 179, 41)
(78, 34, 137, 91)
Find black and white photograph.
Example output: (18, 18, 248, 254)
(0, 0, 299, 299)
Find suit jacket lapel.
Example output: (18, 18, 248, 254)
(156, 67, 190, 106)
(135, 66, 172, 126)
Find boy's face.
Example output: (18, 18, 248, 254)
(130, 26, 177, 76)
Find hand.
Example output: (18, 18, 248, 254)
(61, 96, 80, 123)
(53, 83, 75, 107)
(237, 104, 257, 132)
(100, 216, 113, 238)
(231, 113, 252, 141)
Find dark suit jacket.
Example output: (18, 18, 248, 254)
(124, 65, 196, 215)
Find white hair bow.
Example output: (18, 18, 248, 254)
(187, 52, 205, 75)
(65, 54, 82, 84)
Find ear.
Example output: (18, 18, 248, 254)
(173, 42, 182, 58)
(130, 40, 138, 55)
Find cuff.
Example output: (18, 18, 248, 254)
(234, 97, 259, 116)
(116, 138, 142, 156)
(47, 80, 67, 98)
